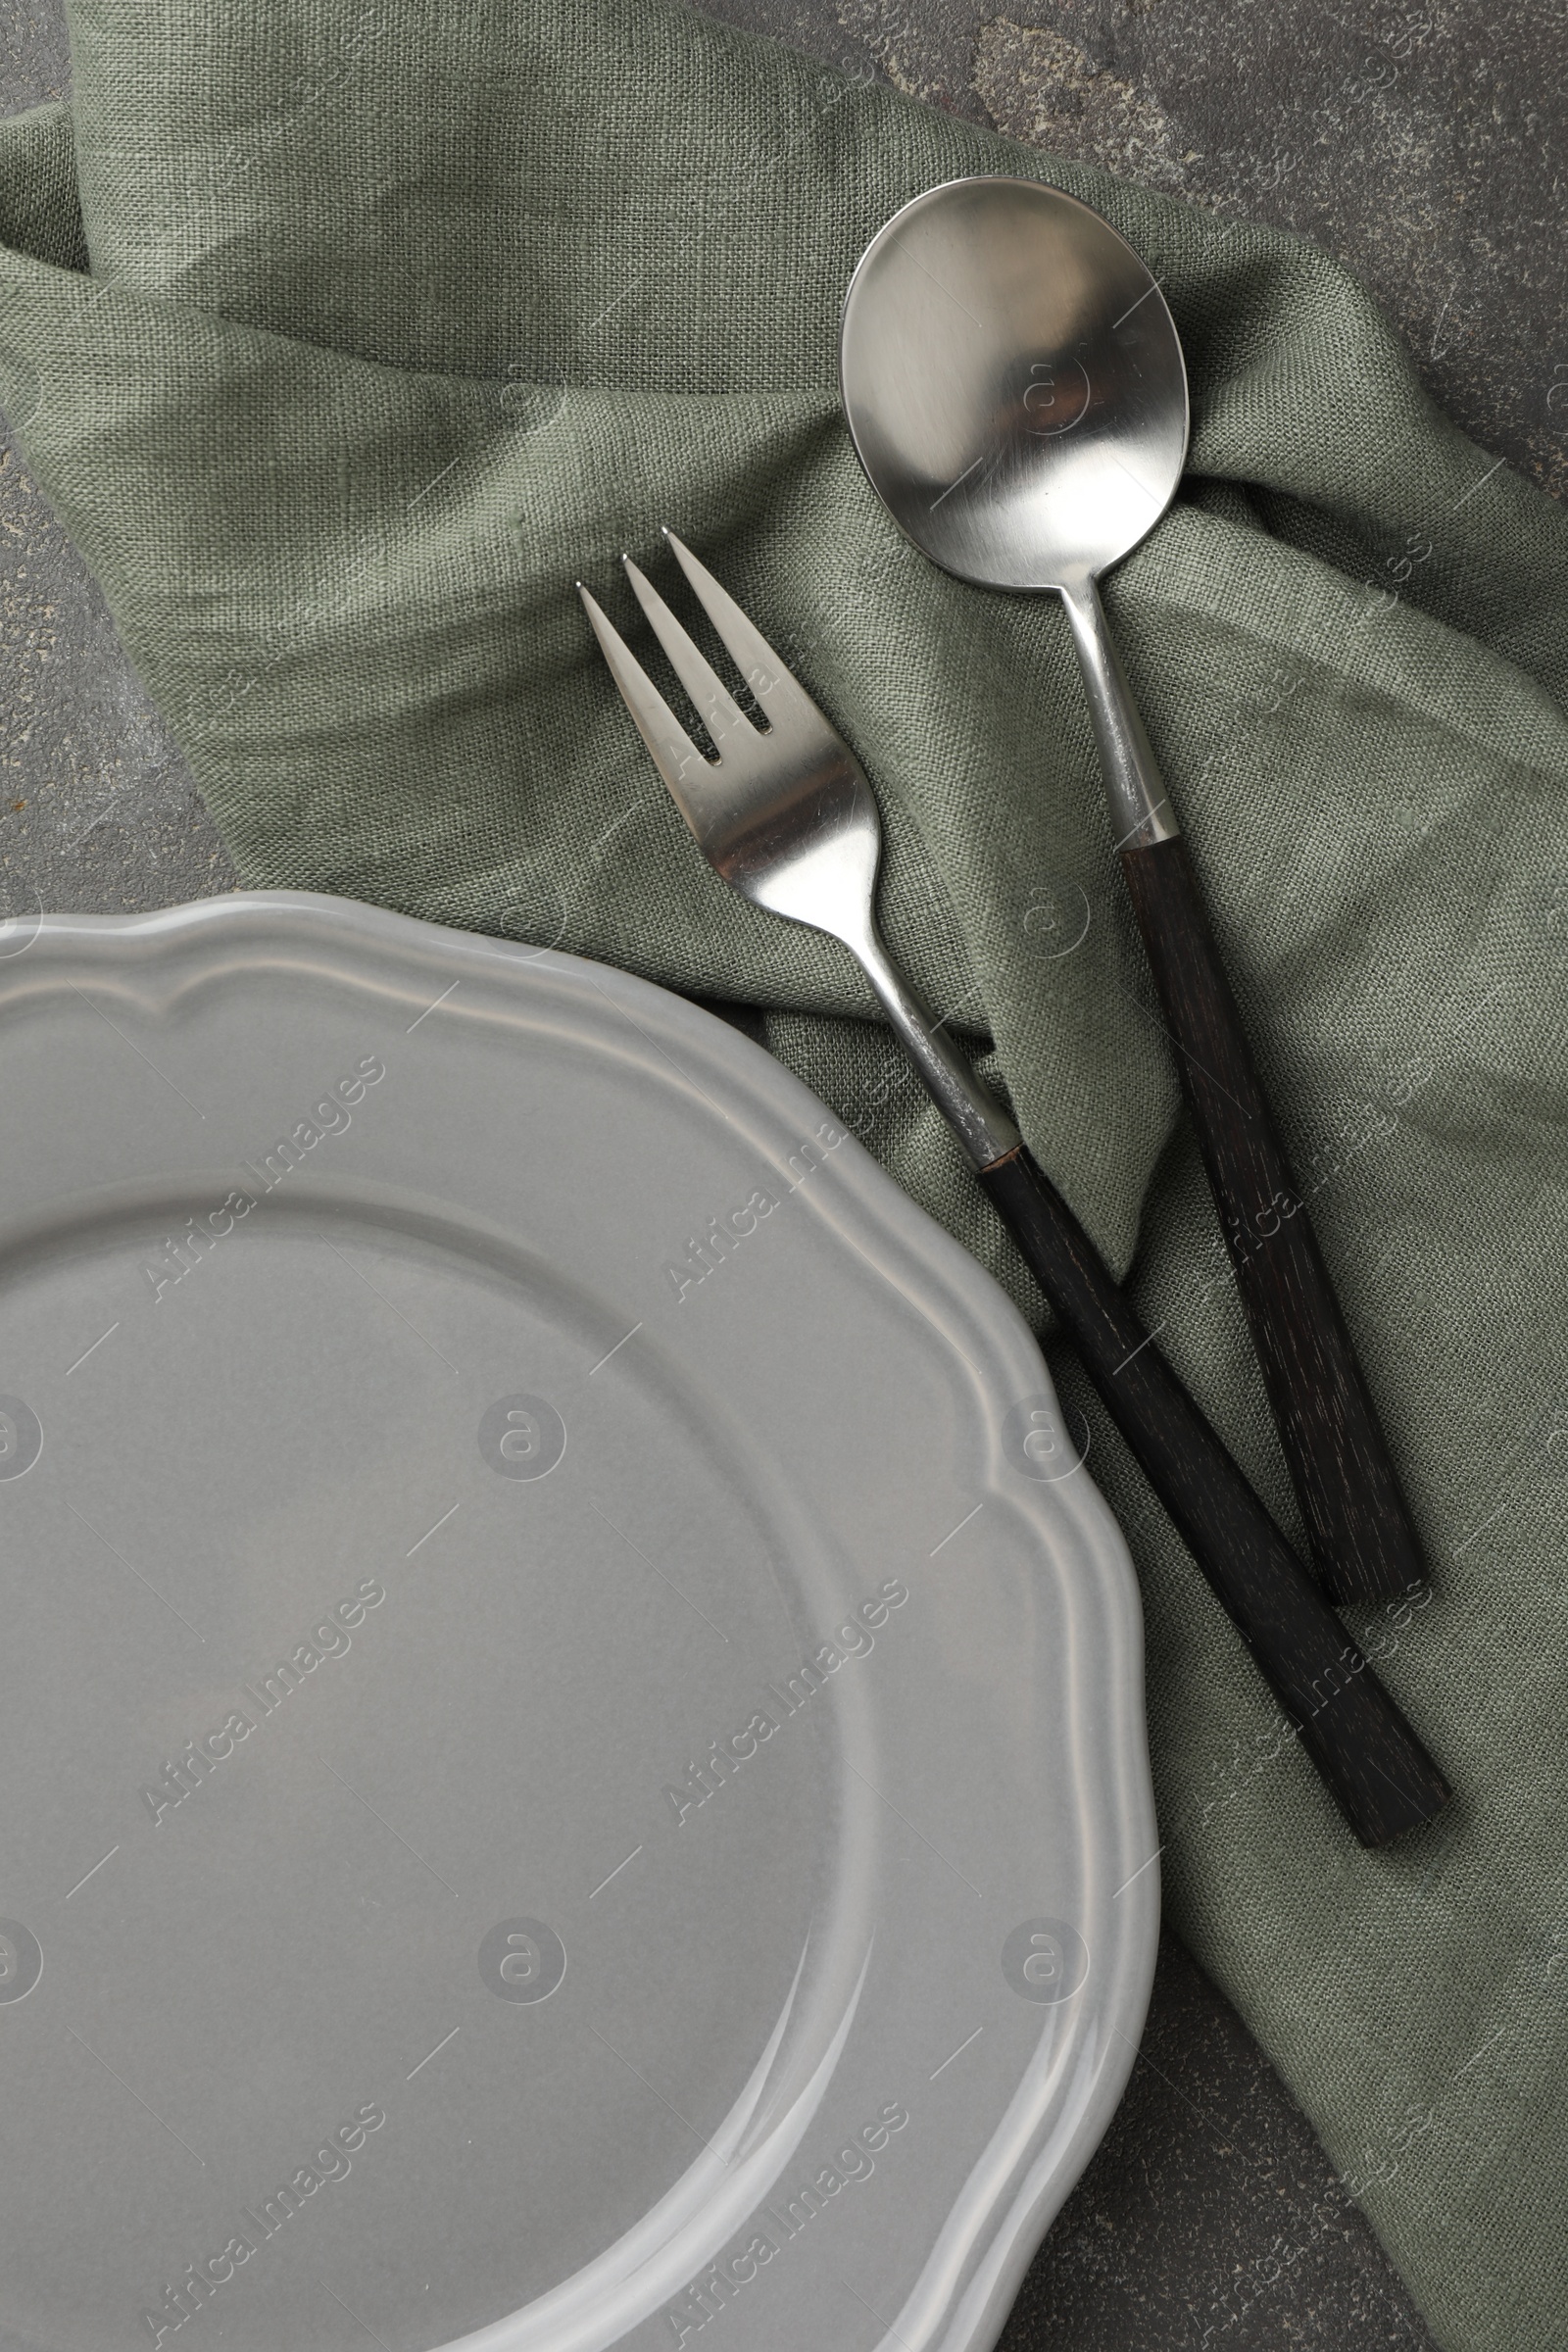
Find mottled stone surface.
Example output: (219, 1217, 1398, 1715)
(999, 1933, 1438, 2351)
(971, 0, 1568, 498)
(709, 0, 1568, 501)
(5, 0, 1551, 2344)
(0, 443, 235, 916)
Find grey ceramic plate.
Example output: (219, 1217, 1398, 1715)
(0, 892, 1156, 2352)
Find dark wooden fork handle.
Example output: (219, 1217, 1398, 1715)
(981, 1146, 1449, 1846)
(1120, 835, 1424, 1608)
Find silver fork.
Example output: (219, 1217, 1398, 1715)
(580, 534, 1018, 1173)
(576, 532, 1449, 1849)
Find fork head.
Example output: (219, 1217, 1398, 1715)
(577, 531, 882, 956)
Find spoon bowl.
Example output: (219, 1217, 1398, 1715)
(839, 175, 1189, 593)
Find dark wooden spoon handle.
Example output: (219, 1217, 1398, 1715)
(980, 1146, 1449, 1845)
(1119, 834, 1425, 1608)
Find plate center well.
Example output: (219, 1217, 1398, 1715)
(0, 1195, 851, 2351)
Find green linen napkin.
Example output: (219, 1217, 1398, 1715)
(2, 4, 1566, 2344)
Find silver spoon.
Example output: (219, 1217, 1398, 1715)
(840, 174, 1426, 1614)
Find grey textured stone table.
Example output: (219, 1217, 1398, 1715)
(5, 3, 1560, 2346)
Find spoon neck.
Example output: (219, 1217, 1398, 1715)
(1057, 574, 1180, 853)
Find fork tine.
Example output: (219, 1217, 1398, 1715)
(662, 530, 820, 731)
(576, 582, 715, 816)
(620, 556, 752, 751)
